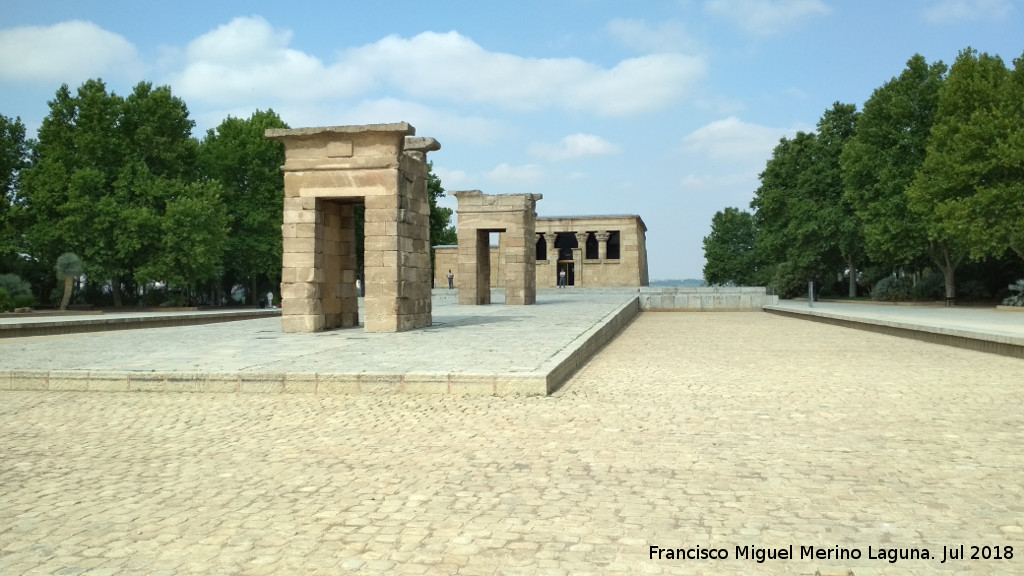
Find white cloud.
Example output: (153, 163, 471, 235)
(170, 16, 368, 106)
(431, 166, 471, 191)
(606, 18, 701, 53)
(336, 98, 506, 146)
(705, 0, 831, 35)
(922, 0, 1013, 23)
(679, 117, 800, 204)
(172, 18, 706, 117)
(528, 133, 620, 161)
(485, 163, 546, 184)
(682, 116, 793, 163)
(0, 21, 144, 84)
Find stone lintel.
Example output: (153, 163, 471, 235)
(265, 122, 415, 140)
(404, 137, 441, 153)
(453, 190, 543, 214)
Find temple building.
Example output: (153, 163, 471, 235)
(434, 214, 649, 289)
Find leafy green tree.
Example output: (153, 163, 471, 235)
(702, 207, 758, 286)
(841, 54, 947, 273)
(933, 50, 1024, 264)
(751, 104, 861, 296)
(907, 48, 1011, 299)
(20, 79, 218, 305)
(198, 110, 288, 303)
(426, 163, 456, 285)
(0, 114, 28, 257)
(428, 163, 456, 247)
(812, 103, 863, 297)
(55, 252, 83, 310)
(136, 182, 228, 295)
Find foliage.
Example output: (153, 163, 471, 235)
(909, 272, 945, 300)
(750, 102, 862, 296)
(197, 109, 288, 300)
(0, 287, 11, 312)
(871, 275, 913, 301)
(907, 48, 1018, 298)
(702, 207, 758, 286)
(0, 273, 31, 297)
(0, 114, 29, 256)
(428, 164, 456, 247)
(19, 79, 219, 304)
(136, 182, 228, 287)
(13, 293, 35, 308)
(1003, 279, 1024, 306)
(55, 252, 83, 280)
(841, 54, 946, 270)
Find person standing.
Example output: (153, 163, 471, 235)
(446, 269, 454, 289)
(558, 268, 566, 288)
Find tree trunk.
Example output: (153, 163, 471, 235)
(847, 258, 857, 298)
(112, 276, 123, 307)
(60, 276, 73, 311)
(251, 277, 257, 306)
(943, 264, 955, 300)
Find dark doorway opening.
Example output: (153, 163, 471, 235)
(558, 261, 575, 287)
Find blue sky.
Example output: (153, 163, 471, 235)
(1, 0, 1021, 280)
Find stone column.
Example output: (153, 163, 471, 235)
(595, 231, 611, 260)
(544, 232, 557, 261)
(574, 232, 589, 286)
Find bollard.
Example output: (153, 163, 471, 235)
(808, 281, 814, 308)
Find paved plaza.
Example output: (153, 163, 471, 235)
(0, 290, 639, 395)
(2, 309, 1024, 575)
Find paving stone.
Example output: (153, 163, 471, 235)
(1, 311, 1023, 574)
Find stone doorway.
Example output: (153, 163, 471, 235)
(558, 261, 575, 287)
(266, 123, 439, 333)
(454, 191, 542, 305)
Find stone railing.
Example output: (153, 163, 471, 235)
(639, 286, 778, 311)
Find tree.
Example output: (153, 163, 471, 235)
(198, 110, 288, 303)
(136, 182, 228, 296)
(0, 114, 28, 257)
(20, 79, 216, 306)
(428, 163, 456, 247)
(812, 103, 863, 297)
(426, 163, 456, 285)
(750, 103, 861, 296)
(841, 54, 947, 273)
(943, 50, 1024, 263)
(907, 48, 1010, 299)
(702, 207, 758, 286)
(55, 252, 83, 310)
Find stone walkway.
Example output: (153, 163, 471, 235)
(2, 312, 1023, 575)
(0, 289, 639, 395)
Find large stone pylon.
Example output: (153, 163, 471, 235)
(454, 190, 542, 306)
(266, 123, 439, 333)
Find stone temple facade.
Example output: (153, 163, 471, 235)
(434, 214, 649, 289)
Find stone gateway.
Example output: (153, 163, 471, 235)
(266, 123, 439, 333)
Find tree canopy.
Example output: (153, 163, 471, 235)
(702, 207, 758, 286)
(706, 48, 1024, 301)
(17, 79, 228, 305)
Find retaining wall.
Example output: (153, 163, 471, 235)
(639, 287, 778, 311)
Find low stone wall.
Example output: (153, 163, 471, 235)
(543, 295, 640, 394)
(639, 287, 778, 311)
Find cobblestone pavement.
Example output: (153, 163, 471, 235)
(1, 312, 1022, 575)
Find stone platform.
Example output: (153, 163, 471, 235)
(0, 289, 639, 396)
(0, 308, 280, 338)
(765, 300, 1024, 359)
